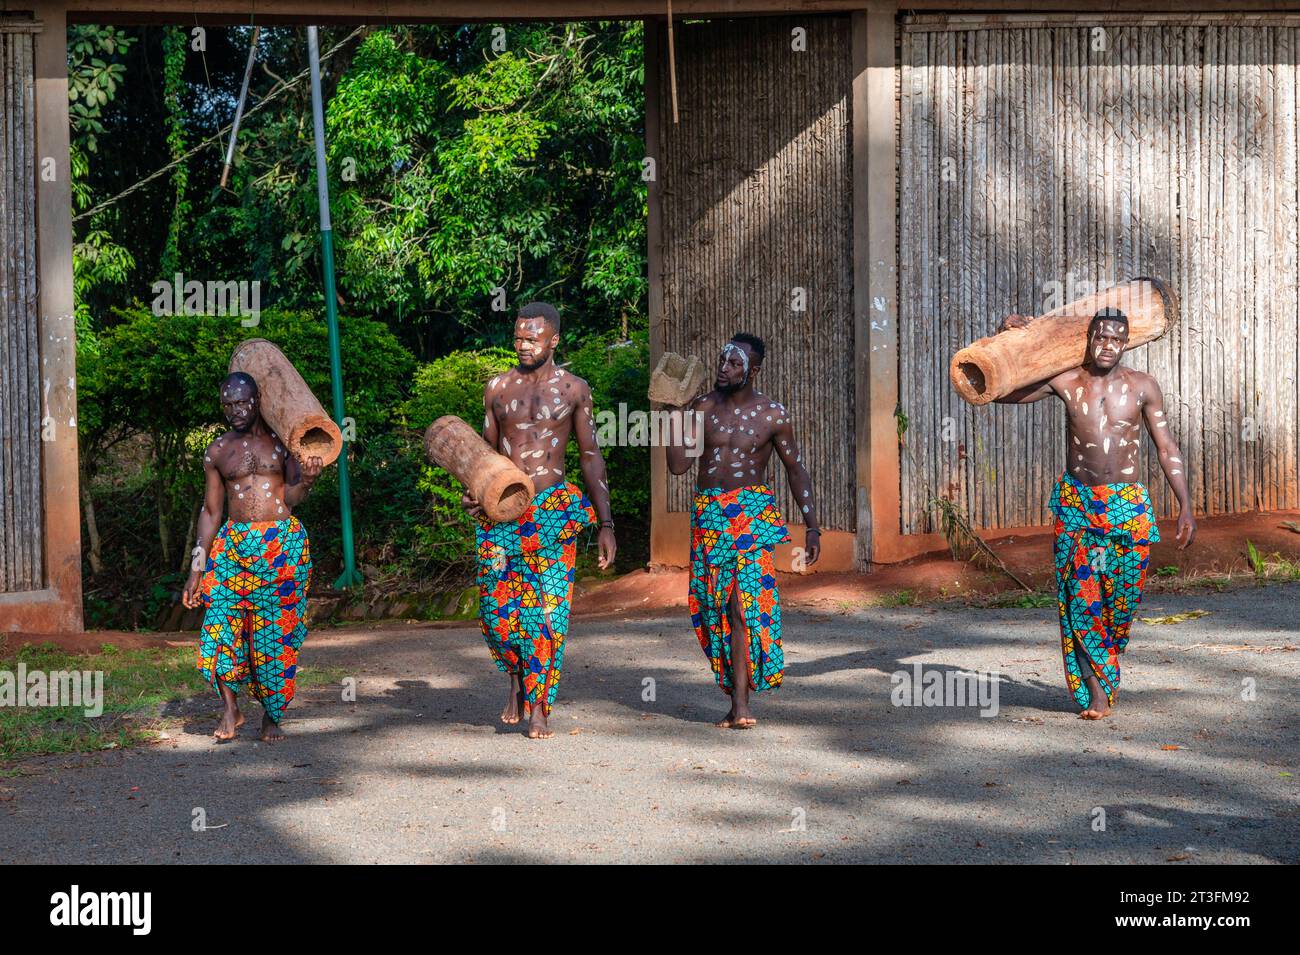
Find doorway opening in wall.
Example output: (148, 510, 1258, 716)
(68, 20, 649, 630)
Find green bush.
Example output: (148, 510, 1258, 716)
(562, 330, 650, 524)
(81, 307, 415, 454)
(398, 336, 650, 576)
(402, 347, 516, 431)
(402, 335, 649, 525)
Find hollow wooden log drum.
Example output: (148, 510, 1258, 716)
(423, 415, 535, 523)
(949, 277, 1178, 406)
(228, 338, 343, 465)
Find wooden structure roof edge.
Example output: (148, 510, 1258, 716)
(1, 1, 1295, 27)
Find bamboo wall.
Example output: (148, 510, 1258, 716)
(899, 16, 1300, 534)
(0, 21, 44, 593)
(656, 15, 856, 530)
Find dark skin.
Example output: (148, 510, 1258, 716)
(181, 377, 323, 742)
(995, 316, 1196, 719)
(463, 314, 617, 740)
(662, 339, 820, 729)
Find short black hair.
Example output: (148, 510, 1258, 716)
(518, 301, 561, 334)
(1089, 307, 1129, 336)
(220, 371, 259, 397)
(730, 331, 765, 364)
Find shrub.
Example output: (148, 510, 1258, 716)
(562, 330, 650, 524)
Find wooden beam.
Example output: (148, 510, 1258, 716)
(645, 16, 672, 567)
(860, 2, 900, 565)
(850, 9, 870, 566)
(5, 1, 84, 632)
(60, 0, 1300, 27)
(63, 0, 880, 26)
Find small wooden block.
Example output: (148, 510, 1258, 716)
(648, 352, 707, 405)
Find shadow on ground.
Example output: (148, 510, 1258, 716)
(1, 584, 1296, 864)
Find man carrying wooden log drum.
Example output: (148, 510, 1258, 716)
(660, 333, 821, 729)
(994, 307, 1196, 719)
(181, 372, 322, 742)
(463, 302, 617, 740)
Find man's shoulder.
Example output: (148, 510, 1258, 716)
(206, 430, 238, 452)
(484, 370, 512, 397)
(554, 366, 591, 395)
(203, 431, 236, 469)
(692, 390, 720, 411)
(752, 393, 788, 420)
(1050, 367, 1082, 392)
(1123, 366, 1158, 389)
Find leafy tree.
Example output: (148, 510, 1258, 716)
(69, 22, 655, 620)
(69, 26, 137, 329)
(191, 23, 646, 359)
(328, 23, 647, 353)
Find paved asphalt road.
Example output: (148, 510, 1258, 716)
(3, 584, 1297, 864)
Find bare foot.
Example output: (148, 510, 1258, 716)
(1079, 695, 1112, 720)
(731, 703, 756, 729)
(501, 674, 524, 724)
(260, 714, 286, 742)
(526, 707, 553, 740)
(718, 705, 756, 729)
(213, 705, 242, 741)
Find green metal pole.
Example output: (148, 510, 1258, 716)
(308, 26, 362, 589)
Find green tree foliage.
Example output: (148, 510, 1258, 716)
(70, 22, 653, 624)
(562, 330, 649, 520)
(69, 26, 137, 332)
(197, 23, 646, 357)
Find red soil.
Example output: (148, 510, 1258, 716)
(6, 509, 1298, 653)
(574, 508, 1300, 616)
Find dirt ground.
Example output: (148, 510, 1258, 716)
(2, 585, 1296, 864)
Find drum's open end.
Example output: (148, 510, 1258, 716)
(951, 354, 994, 405)
(496, 482, 533, 518)
(291, 420, 342, 466)
(957, 361, 986, 396)
(482, 469, 536, 523)
(301, 426, 335, 457)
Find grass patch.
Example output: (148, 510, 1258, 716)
(1246, 540, 1300, 581)
(974, 590, 1057, 609)
(0, 642, 204, 764)
(878, 589, 919, 607)
(0, 641, 342, 764)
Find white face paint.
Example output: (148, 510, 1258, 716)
(721, 343, 750, 385)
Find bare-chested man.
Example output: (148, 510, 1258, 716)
(994, 306, 1196, 719)
(661, 333, 820, 728)
(464, 302, 616, 740)
(181, 372, 322, 741)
